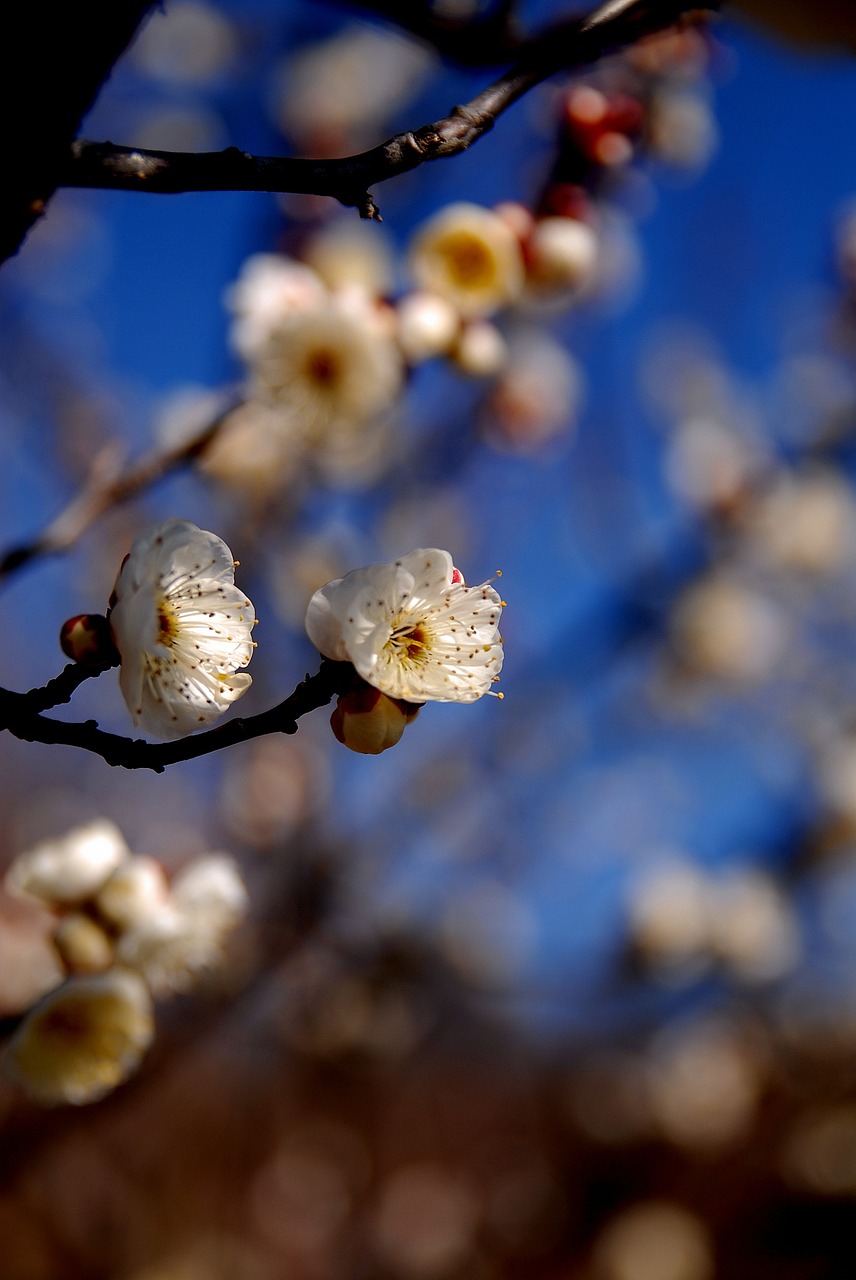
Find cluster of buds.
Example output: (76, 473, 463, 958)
(3, 819, 247, 1104)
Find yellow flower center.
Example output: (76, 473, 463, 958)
(441, 232, 497, 290)
(305, 347, 341, 387)
(386, 622, 430, 666)
(157, 602, 179, 645)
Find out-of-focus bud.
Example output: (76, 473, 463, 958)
(53, 913, 115, 975)
(330, 686, 421, 754)
(493, 201, 536, 243)
(60, 614, 119, 667)
(523, 217, 599, 297)
(397, 290, 460, 363)
(564, 86, 643, 168)
(451, 320, 508, 378)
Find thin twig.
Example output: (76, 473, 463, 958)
(62, 0, 717, 220)
(0, 393, 240, 586)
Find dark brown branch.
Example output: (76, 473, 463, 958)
(0, 661, 353, 773)
(0, 393, 240, 587)
(62, 0, 718, 221)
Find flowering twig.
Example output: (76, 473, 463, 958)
(0, 394, 239, 586)
(63, 0, 717, 221)
(0, 661, 352, 773)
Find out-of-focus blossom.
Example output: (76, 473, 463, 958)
(116, 855, 247, 996)
(709, 870, 800, 981)
(523, 217, 599, 297)
(647, 90, 718, 170)
(198, 401, 303, 499)
(627, 859, 711, 982)
(95, 857, 170, 931)
(274, 25, 434, 153)
(670, 574, 786, 681)
(409, 203, 525, 319)
(109, 519, 255, 740)
(591, 1200, 713, 1280)
(304, 221, 395, 296)
(171, 854, 249, 933)
(131, 1, 236, 84)
(744, 470, 856, 575)
(486, 331, 583, 451)
(6, 819, 129, 906)
(3, 969, 154, 1106)
(227, 255, 327, 362)
(645, 1020, 763, 1150)
(664, 417, 767, 517)
(253, 300, 402, 428)
(305, 548, 504, 703)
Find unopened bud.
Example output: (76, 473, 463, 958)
(54, 913, 114, 975)
(452, 320, 508, 377)
(330, 686, 421, 754)
(397, 290, 460, 363)
(60, 614, 119, 667)
(524, 217, 599, 296)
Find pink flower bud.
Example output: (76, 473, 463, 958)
(330, 686, 421, 754)
(60, 614, 119, 667)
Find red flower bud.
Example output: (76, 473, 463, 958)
(60, 614, 119, 667)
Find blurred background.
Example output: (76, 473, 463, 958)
(3, 1, 856, 1275)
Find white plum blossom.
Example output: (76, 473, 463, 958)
(408, 202, 525, 318)
(226, 253, 327, 361)
(253, 302, 403, 437)
(108, 519, 256, 740)
(116, 854, 248, 997)
(5, 819, 130, 906)
(171, 853, 249, 930)
(4, 970, 154, 1106)
(305, 548, 504, 703)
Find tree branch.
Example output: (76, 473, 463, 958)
(0, 1, 157, 264)
(0, 661, 352, 772)
(61, 0, 718, 220)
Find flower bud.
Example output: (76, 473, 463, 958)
(53, 913, 115, 975)
(451, 320, 508, 378)
(397, 290, 460, 363)
(60, 614, 119, 667)
(524, 217, 599, 296)
(330, 687, 421, 754)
